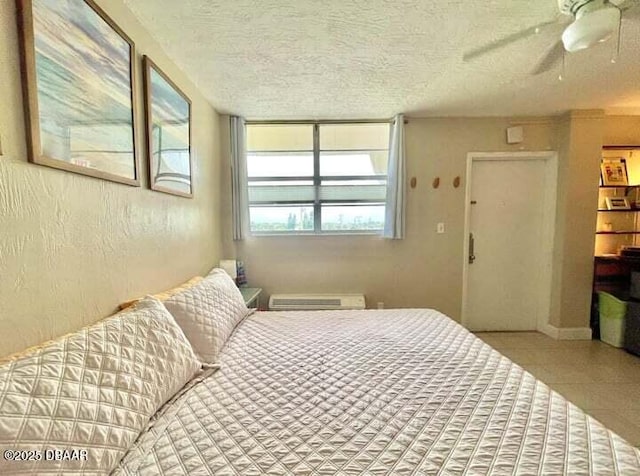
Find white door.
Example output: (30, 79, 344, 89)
(465, 156, 551, 331)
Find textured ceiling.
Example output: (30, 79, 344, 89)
(124, 0, 640, 119)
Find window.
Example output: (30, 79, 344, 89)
(246, 122, 390, 234)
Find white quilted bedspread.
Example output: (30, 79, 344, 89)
(114, 309, 640, 475)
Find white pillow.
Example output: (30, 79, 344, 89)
(0, 297, 201, 475)
(163, 268, 249, 363)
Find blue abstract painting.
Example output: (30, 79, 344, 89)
(31, 0, 136, 182)
(146, 58, 192, 197)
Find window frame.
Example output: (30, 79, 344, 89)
(246, 120, 391, 235)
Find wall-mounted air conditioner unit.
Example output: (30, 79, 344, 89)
(268, 294, 365, 311)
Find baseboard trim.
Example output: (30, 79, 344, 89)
(539, 324, 592, 340)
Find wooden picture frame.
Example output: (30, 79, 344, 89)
(143, 56, 193, 198)
(16, 0, 139, 186)
(605, 197, 631, 210)
(600, 158, 629, 186)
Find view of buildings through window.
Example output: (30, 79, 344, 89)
(246, 122, 390, 233)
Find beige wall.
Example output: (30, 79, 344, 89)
(604, 116, 640, 146)
(222, 116, 557, 319)
(223, 114, 638, 331)
(0, 0, 222, 357)
(549, 111, 604, 329)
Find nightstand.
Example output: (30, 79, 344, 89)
(240, 287, 262, 309)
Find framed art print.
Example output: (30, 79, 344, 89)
(16, 0, 139, 185)
(605, 197, 631, 210)
(143, 56, 193, 198)
(600, 158, 629, 186)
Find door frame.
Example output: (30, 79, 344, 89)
(461, 151, 558, 332)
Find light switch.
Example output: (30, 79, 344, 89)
(437, 222, 445, 234)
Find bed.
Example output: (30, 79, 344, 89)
(2, 271, 639, 475)
(112, 308, 640, 475)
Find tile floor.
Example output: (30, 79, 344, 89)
(475, 331, 640, 447)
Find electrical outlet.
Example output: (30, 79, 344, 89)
(437, 222, 445, 234)
(377, 302, 384, 310)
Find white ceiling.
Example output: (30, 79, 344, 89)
(124, 0, 640, 119)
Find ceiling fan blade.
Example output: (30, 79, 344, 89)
(532, 41, 565, 76)
(463, 19, 561, 62)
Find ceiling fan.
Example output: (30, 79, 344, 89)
(463, 0, 639, 76)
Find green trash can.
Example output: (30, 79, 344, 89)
(598, 292, 626, 348)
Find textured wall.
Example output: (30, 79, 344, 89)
(222, 116, 557, 319)
(0, 0, 222, 357)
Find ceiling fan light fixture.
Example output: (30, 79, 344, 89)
(561, 5, 620, 52)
